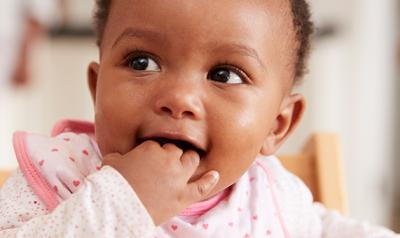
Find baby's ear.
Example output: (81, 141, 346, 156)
(260, 93, 306, 156)
(87, 62, 100, 104)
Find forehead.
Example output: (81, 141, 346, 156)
(104, 0, 293, 46)
(102, 0, 295, 82)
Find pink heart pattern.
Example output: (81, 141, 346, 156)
(73, 180, 80, 187)
(171, 224, 178, 231)
(82, 149, 89, 156)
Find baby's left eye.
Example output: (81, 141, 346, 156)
(208, 67, 244, 84)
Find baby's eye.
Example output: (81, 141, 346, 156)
(128, 56, 160, 72)
(208, 67, 244, 84)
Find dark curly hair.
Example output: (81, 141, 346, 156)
(93, 0, 314, 82)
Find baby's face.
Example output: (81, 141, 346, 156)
(89, 0, 304, 197)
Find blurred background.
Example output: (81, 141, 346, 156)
(0, 0, 399, 232)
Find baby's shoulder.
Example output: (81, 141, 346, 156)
(14, 128, 100, 163)
(13, 119, 100, 161)
(254, 155, 313, 204)
(253, 156, 323, 235)
(12, 119, 102, 210)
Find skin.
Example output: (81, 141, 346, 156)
(88, 0, 305, 225)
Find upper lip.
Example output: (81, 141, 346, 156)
(137, 130, 207, 154)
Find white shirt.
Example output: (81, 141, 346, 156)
(0, 120, 398, 237)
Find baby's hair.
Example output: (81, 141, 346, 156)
(93, 0, 314, 82)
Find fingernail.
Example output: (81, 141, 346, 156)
(209, 171, 219, 183)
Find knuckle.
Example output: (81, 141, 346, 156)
(138, 140, 161, 153)
(184, 159, 198, 171)
(142, 140, 160, 148)
(162, 143, 175, 151)
(102, 153, 121, 165)
(108, 152, 121, 158)
(186, 151, 200, 165)
(164, 144, 183, 157)
(102, 159, 115, 168)
(164, 143, 182, 153)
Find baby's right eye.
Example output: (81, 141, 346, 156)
(128, 55, 160, 72)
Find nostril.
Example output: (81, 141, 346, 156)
(161, 106, 172, 115)
(160, 106, 195, 119)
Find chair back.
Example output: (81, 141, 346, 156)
(279, 133, 348, 214)
(0, 170, 12, 187)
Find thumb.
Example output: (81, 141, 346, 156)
(185, 170, 219, 203)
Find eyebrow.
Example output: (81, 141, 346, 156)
(209, 43, 267, 70)
(112, 27, 166, 49)
(112, 28, 266, 70)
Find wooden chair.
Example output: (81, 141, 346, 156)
(0, 133, 347, 214)
(279, 133, 348, 214)
(0, 170, 12, 187)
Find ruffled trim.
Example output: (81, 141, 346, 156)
(256, 160, 290, 238)
(13, 131, 60, 211)
(51, 119, 95, 137)
(179, 187, 231, 216)
(12, 119, 95, 211)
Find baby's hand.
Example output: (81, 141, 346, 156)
(102, 141, 219, 225)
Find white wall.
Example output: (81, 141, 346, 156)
(0, 37, 97, 169)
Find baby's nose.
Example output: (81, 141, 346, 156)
(153, 79, 205, 120)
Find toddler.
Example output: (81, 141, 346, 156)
(0, 0, 399, 237)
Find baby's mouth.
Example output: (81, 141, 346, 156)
(137, 137, 206, 158)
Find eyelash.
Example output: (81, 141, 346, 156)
(121, 49, 250, 83)
(122, 49, 160, 68)
(210, 61, 250, 83)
